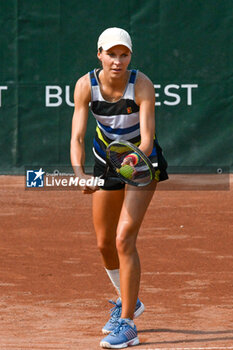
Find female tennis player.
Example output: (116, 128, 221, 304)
(70, 27, 168, 348)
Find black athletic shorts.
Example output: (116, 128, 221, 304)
(93, 143, 168, 191)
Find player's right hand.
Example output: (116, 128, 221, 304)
(79, 174, 100, 194)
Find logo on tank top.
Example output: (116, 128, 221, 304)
(127, 107, 132, 114)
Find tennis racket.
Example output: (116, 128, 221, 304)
(100, 140, 156, 187)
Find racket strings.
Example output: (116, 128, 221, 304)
(108, 144, 152, 185)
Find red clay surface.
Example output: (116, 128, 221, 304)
(0, 175, 233, 350)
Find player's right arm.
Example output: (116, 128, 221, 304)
(70, 74, 97, 193)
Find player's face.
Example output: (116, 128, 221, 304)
(98, 45, 131, 78)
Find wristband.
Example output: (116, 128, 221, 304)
(124, 152, 140, 166)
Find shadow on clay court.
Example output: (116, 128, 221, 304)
(138, 328, 233, 346)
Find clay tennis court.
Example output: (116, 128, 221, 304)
(0, 175, 233, 349)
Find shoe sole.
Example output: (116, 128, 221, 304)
(134, 301, 145, 319)
(100, 336, 139, 348)
(102, 302, 145, 335)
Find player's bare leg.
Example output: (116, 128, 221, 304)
(92, 188, 124, 269)
(116, 181, 157, 319)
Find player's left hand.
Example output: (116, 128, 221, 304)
(121, 156, 134, 167)
(121, 152, 139, 167)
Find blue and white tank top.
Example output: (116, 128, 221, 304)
(89, 68, 157, 165)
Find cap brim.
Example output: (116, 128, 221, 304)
(102, 41, 132, 52)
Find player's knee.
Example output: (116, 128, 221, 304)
(116, 235, 135, 255)
(116, 225, 137, 255)
(96, 235, 116, 256)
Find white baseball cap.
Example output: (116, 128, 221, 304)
(97, 27, 132, 52)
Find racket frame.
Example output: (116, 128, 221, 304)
(106, 140, 156, 187)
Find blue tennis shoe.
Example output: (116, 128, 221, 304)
(100, 318, 139, 348)
(102, 298, 144, 334)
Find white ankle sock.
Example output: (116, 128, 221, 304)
(121, 318, 134, 327)
(105, 268, 121, 296)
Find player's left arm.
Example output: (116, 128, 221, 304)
(135, 72, 155, 156)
